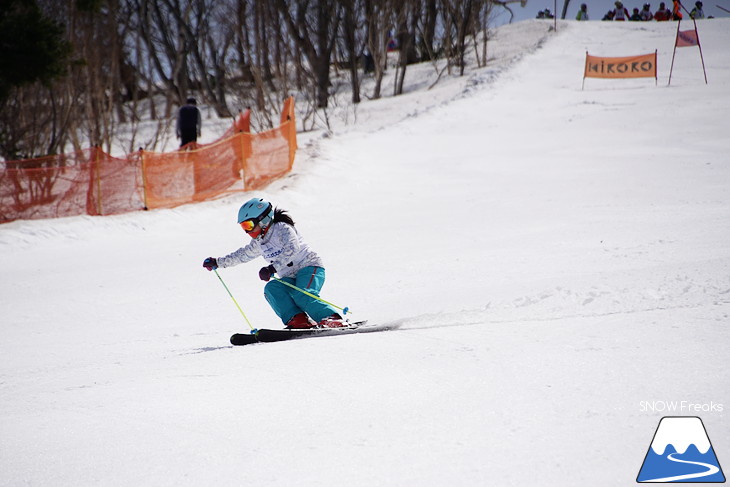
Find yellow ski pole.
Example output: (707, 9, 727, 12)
(214, 269, 255, 331)
(272, 277, 351, 315)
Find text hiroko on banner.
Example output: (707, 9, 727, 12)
(584, 52, 657, 80)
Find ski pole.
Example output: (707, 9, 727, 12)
(213, 269, 255, 331)
(272, 277, 351, 315)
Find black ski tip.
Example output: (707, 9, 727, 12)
(230, 332, 258, 346)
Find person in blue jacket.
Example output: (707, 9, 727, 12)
(203, 198, 346, 329)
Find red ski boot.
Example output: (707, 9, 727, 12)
(286, 313, 315, 329)
(317, 315, 348, 328)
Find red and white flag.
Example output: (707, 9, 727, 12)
(676, 29, 699, 47)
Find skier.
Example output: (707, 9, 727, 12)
(202, 197, 346, 329)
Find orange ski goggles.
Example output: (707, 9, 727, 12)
(240, 219, 257, 232)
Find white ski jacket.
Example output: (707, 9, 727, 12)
(217, 222, 324, 278)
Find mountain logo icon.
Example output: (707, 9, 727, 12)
(637, 416, 726, 483)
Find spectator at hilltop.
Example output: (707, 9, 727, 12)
(629, 7, 643, 19)
(640, 3, 654, 19)
(654, 2, 673, 19)
(612, 1, 630, 19)
(602, 9, 616, 19)
(690, 0, 705, 17)
(576, 3, 590, 19)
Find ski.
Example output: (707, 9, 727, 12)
(229, 333, 259, 346)
(230, 320, 394, 346)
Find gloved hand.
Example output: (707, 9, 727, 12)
(203, 257, 218, 271)
(259, 264, 276, 281)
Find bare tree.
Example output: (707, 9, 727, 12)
(158, 0, 233, 117)
(339, 0, 362, 104)
(1, 0, 529, 160)
(417, 0, 439, 62)
(131, 0, 190, 117)
(441, 0, 481, 76)
(363, 0, 392, 100)
(274, 0, 342, 109)
(392, 0, 420, 96)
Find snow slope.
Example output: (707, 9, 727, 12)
(1, 20, 729, 486)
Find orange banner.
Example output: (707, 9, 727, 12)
(584, 52, 657, 79)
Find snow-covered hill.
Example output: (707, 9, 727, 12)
(1, 20, 729, 486)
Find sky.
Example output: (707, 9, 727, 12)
(1, 18, 729, 487)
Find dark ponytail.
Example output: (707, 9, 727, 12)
(273, 207, 295, 226)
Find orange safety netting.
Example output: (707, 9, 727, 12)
(0, 97, 297, 223)
(0, 148, 143, 222)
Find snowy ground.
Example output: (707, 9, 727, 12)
(2, 20, 729, 486)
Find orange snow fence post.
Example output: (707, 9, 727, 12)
(582, 51, 657, 89)
(1, 99, 298, 222)
(280, 95, 298, 162)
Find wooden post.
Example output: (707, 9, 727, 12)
(239, 132, 247, 190)
(139, 148, 149, 210)
(95, 146, 103, 215)
(668, 21, 681, 85)
(693, 18, 708, 84)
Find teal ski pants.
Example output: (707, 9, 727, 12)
(264, 266, 338, 325)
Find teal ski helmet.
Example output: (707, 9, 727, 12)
(237, 197, 274, 238)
